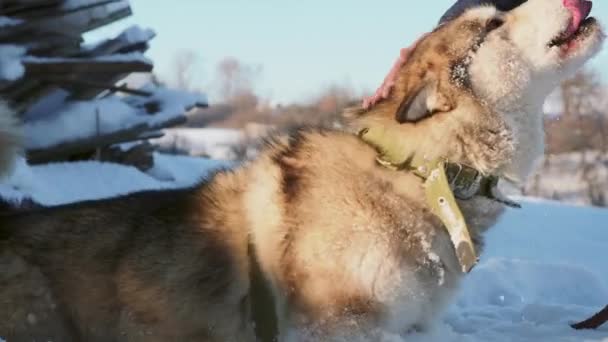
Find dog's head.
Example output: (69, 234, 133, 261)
(348, 0, 604, 182)
(470, 0, 603, 110)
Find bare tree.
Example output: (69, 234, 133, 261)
(213, 57, 263, 102)
(536, 69, 608, 206)
(562, 71, 608, 207)
(171, 49, 202, 92)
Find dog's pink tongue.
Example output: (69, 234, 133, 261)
(563, 0, 593, 36)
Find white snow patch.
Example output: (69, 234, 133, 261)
(0, 45, 25, 81)
(24, 97, 135, 149)
(125, 85, 207, 119)
(415, 231, 445, 286)
(432, 201, 608, 342)
(0, 154, 232, 206)
(120, 25, 156, 44)
(82, 25, 156, 53)
(151, 128, 245, 160)
(23, 87, 205, 149)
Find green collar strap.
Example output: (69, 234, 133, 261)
(358, 126, 520, 273)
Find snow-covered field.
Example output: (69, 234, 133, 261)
(150, 127, 245, 160)
(0, 155, 607, 341)
(417, 199, 608, 342)
(524, 152, 608, 207)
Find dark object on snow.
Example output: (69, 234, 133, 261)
(571, 305, 608, 330)
(98, 142, 156, 171)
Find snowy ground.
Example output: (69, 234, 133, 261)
(415, 199, 608, 342)
(0, 153, 232, 205)
(150, 127, 245, 160)
(523, 151, 608, 207)
(0, 155, 607, 341)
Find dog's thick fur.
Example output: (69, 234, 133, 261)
(0, 0, 604, 341)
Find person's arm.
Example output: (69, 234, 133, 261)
(362, 0, 527, 109)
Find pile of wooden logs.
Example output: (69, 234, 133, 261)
(0, 0, 207, 170)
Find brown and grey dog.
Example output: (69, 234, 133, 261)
(0, 0, 604, 341)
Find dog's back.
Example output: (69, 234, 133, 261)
(0, 176, 260, 342)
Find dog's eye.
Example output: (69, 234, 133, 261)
(486, 18, 504, 32)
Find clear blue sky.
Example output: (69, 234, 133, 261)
(86, 0, 608, 105)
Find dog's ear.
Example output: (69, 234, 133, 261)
(395, 82, 453, 123)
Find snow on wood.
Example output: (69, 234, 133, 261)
(54, 0, 131, 33)
(0, 45, 25, 81)
(83, 25, 155, 56)
(44, 78, 153, 97)
(23, 85, 205, 150)
(117, 25, 155, 45)
(151, 128, 246, 160)
(23, 53, 153, 74)
(0, 154, 232, 206)
(0, 0, 209, 167)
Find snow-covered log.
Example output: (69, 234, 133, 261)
(0, 0, 208, 167)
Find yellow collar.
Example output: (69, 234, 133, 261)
(358, 126, 519, 273)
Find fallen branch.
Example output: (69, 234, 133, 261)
(571, 305, 608, 330)
(24, 58, 153, 75)
(27, 123, 149, 164)
(42, 77, 152, 97)
(26, 116, 186, 164)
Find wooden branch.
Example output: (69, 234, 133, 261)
(81, 6, 132, 33)
(83, 39, 149, 58)
(68, 73, 130, 100)
(0, 1, 130, 40)
(26, 116, 186, 164)
(151, 115, 187, 130)
(23, 35, 83, 56)
(98, 142, 155, 171)
(42, 77, 152, 97)
(1, 0, 62, 17)
(81, 27, 153, 58)
(48, 0, 124, 18)
(136, 130, 164, 140)
(24, 58, 153, 75)
(571, 305, 608, 330)
(27, 123, 149, 164)
(3, 81, 58, 114)
(193, 102, 209, 109)
(7, 0, 123, 19)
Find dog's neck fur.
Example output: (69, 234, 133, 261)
(351, 95, 519, 180)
